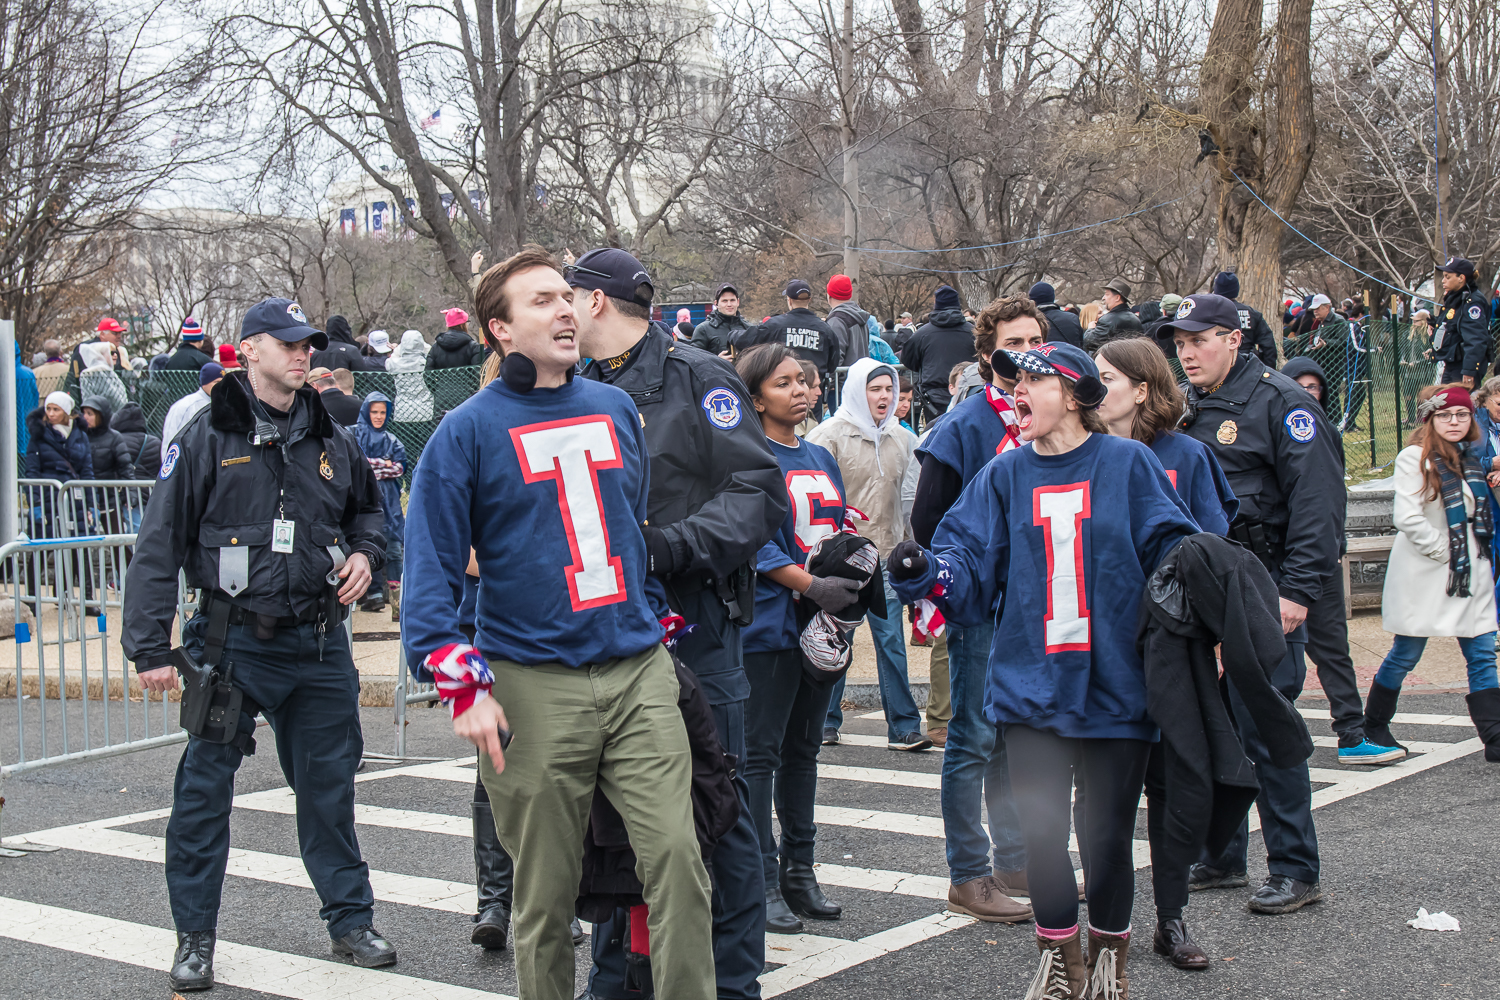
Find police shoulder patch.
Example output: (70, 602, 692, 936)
(1284, 408, 1317, 443)
(160, 443, 181, 479)
(1470, 304, 1485, 320)
(701, 386, 742, 430)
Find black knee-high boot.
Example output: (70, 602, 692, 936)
(1362, 680, 1406, 750)
(1465, 688, 1500, 763)
(471, 797, 515, 949)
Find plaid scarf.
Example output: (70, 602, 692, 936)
(1434, 444, 1493, 597)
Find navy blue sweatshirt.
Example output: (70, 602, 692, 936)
(1148, 431, 1238, 536)
(402, 376, 662, 672)
(893, 433, 1199, 741)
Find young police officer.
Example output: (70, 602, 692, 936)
(1165, 293, 1340, 915)
(568, 248, 788, 1000)
(123, 298, 391, 992)
(1432, 256, 1492, 387)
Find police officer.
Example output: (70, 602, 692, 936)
(123, 298, 392, 992)
(1212, 271, 1279, 367)
(1431, 256, 1492, 386)
(568, 248, 789, 1000)
(1164, 293, 1341, 916)
(731, 278, 840, 412)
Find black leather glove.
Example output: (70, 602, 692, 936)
(888, 540, 930, 582)
(641, 525, 676, 578)
(801, 575, 863, 614)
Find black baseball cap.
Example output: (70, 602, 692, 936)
(715, 283, 740, 300)
(1158, 293, 1242, 336)
(783, 279, 812, 299)
(565, 248, 655, 308)
(1438, 257, 1476, 278)
(240, 298, 328, 349)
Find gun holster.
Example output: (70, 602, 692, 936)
(714, 563, 757, 628)
(1229, 518, 1277, 573)
(172, 602, 256, 756)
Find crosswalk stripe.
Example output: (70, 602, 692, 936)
(1297, 706, 1471, 728)
(830, 732, 943, 751)
(818, 763, 941, 789)
(0, 896, 513, 1000)
(1311, 736, 1454, 753)
(761, 911, 973, 997)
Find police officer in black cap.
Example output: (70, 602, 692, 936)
(1164, 293, 1346, 915)
(732, 278, 841, 412)
(123, 298, 393, 992)
(566, 248, 788, 1000)
(1212, 270, 1279, 367)
(1431, 257, 1492, 387)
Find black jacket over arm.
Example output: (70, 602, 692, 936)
(1138, 533, 1314, 861)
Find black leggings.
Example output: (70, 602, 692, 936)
(1005, 725, 1150, 934)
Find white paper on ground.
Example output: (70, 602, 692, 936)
(1406, 907, 1461, 932)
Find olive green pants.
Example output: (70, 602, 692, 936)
(477, 643, 714, 1000)
(926, 630, 953, 729)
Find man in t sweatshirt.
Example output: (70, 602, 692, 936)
(401, 246, 714, 1000)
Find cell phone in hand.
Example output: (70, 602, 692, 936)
(497, 724, 513, 750)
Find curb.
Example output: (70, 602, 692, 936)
(840, 681, 930, 711)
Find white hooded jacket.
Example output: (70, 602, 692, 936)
(807, 357, 917, 558)
(386, 329, 434, 421)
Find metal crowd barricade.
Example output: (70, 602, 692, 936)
(18, 478, 65, 541)
(0, 534, 186, 788)
(392, 642, 439, 758)
(64, 479, 155, 543)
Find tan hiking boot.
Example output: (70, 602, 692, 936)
(946, 875, 1032, 923)
(1086, 927, 1130, 999)
(1024, 929, 1087, 999)
(993, 866, 1085, 900)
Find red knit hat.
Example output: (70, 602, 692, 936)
(218, 343, 241, 369)
(826, 275, 853, 301)
(1419, 386, 1474, 421)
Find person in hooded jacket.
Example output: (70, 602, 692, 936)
(353, 392, 406, 616)
(80, 394, 136, 536)
(901, 285, 975, 420)
(112, 401, 163, 482)
(692, 284, 751, 356)
(825, 275, 871, 367)
(312, 314, 369, 373)
(79, 341, 130, 414)
(807, 358, 929, 751)
(427, 309, 486, 370)
(386, 329, 435, 436)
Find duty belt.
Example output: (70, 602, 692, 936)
(198, 591, 347, 663)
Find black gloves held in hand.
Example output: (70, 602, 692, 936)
(887, 540, 929, 582)
(801, 575, 863, 614)
(642, 525, 676, 578)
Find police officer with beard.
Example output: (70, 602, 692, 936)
(567, 248, 789, 1000)
(1164, 293, 1342, 916)
(123, 299, 392, 992)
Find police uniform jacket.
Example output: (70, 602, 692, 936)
(1230, 300, 1279, 367)
(122, 371, 387, 672)
(585, 327, 787, 701)
(1434, 286, 1492, 379)
(1179, 354, 1345, 609)
(732, 307, 840, 391)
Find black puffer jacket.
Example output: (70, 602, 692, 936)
(80, 395, 135, 480)
(24, 407, 93, 481)
(1038, 303, 1084, 347)
(1084, 303, 1147, 351)
(690, 310, 750, 356)
(111, 402, 163, 479)
(425, 328, 484, 370)
(900, 309, 975, 415)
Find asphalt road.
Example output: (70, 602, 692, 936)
(0, 690, 1496, 1000)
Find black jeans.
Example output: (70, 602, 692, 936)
(1303, 572, 1366, 746)
(1144, 744, 1188, 922)
(1005, 725, 1150, 934)
(743, 648, 835, 885)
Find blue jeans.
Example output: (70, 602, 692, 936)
(1375, 632, 1500, 693)
(942, 620, 1025, 882)
(825, 569, 923, 740)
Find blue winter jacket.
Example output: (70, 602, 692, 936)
(353, 391, 407, 544)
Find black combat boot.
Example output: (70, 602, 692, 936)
(169, 930, 216, 992)
(471, 799, 515, 949)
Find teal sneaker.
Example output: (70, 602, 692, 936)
(1337, 739, 1406, 765)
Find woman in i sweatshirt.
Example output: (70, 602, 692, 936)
(1368, 384, 1500, 764)
(736, 344, 854, 935)
(890, 342, 1199, 999)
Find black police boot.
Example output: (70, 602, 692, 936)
(781, 860, 841, 920)
(471, 800, 514, 949)
(332, 925, 397, 967)
(1186, 863, 1248, 891)
(169, 930, 216, 992)
(1363, 680, 1407, 750)
(765, 886, 804, 934)
(571, 917, 585, 946)
(1465, 688, 1500, 762)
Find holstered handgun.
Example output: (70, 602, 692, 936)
(171, 647, 255, 755)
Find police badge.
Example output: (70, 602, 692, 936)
(1217, 420, 1238, 445)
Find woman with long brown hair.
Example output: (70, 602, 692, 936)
(1096, 338, 1237, 535)
(1366, 384, 1500, 764)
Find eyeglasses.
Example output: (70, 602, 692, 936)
(1432, 409, 1471, 423)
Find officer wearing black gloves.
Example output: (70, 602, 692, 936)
(123, 298, 391, 993)
(1212, 271, 1279, 367)
(569, 248, 788, 1000)
(1431, 256, 1492, 386)
(1165, 293, 1351, 915)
